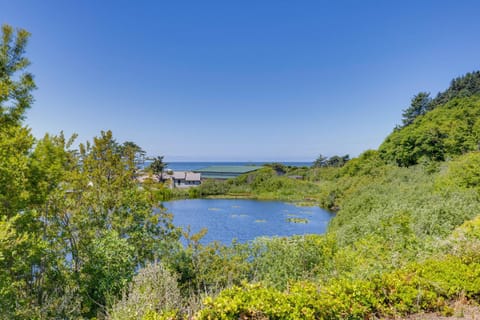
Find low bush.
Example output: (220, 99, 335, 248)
(108, 262, 182, 320)
(198, 254, 480, 319)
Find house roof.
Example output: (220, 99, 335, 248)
(162, 171, 201, 182)
(194, 166, 264, 174)
(173, 171, 185, 179)
(185, 172, 201, 181)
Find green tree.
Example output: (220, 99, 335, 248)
(80, 230, 135, 317)
(0, 24, 36, 127)
(313, 154, 327, 168)
(24, 130, 180, 318)
(120, 141, 146, 169)
(0, 24, 46, 318)
(381, 96, 480, 166)
(401, 92, 432, 127)
(0, 27, 182, 316)
(326, 154, 350, 167)
(431, 70, 480, 108)
(313, 154, 349, 168)
(0, 24, 36, 217)
(150, 156, 167, 182)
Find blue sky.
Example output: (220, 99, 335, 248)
(2, 1, 480, 161)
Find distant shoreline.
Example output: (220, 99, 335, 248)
(139, 161, 312, 171)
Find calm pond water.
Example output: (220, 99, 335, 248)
(163, 199, 334, 245)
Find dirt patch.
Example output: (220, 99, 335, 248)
(401, 304, 480, 320)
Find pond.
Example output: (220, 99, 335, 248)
(163, 199, 334, 245)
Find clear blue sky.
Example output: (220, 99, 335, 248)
(2, 1, 480, 161)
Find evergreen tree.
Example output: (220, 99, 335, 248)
(401, 92, 432, 127)
(431, 71, 480, 108)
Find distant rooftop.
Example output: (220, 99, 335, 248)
(194, 166, 264, 174)
(194, 165, 264, 179)
(162, 171, 201, 182)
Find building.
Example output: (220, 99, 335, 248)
(162, 171, 201, 188)
(194, 165, 264, 180)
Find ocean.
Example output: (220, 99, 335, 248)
(140, 161, 312, 171)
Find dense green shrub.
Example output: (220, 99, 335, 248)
(436, 152, 480, 190)
(340, 149, 386, 177)
(440, 214, 480, 263)
(194, 179, 232, 197)
(198, 254, 480, 319)
(108, 262, 182, 320)
(379, 96, 480, 166)
(249, 235, 337, 289)
(81, 230, 136, 317)
(329, 164, 480, 247)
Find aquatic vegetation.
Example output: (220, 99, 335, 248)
(287, 217, 309, 224)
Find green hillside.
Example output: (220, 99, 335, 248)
(380, 71, 480, 166)
(380, 96, 480, 166)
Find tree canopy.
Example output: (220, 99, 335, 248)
(0, 24, 36, 126)
(382, 70, 480, 166)
(313, 154, 350, 168)
(401, 92, 432, 127)
(150, 155, 167, 181)
(431, 70, 480, 108)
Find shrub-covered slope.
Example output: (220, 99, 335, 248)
(380, 96, 480, 166)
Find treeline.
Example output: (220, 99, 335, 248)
(313, 154, 350, 168)
(400, 71, 480, 127)
(385, 71, 480, 166)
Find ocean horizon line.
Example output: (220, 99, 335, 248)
(139, 160, 312, 171)
(150, 160, 314, 163)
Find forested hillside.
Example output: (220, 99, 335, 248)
(1, 24, 480, 319)
(381, 71, 480, 166)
